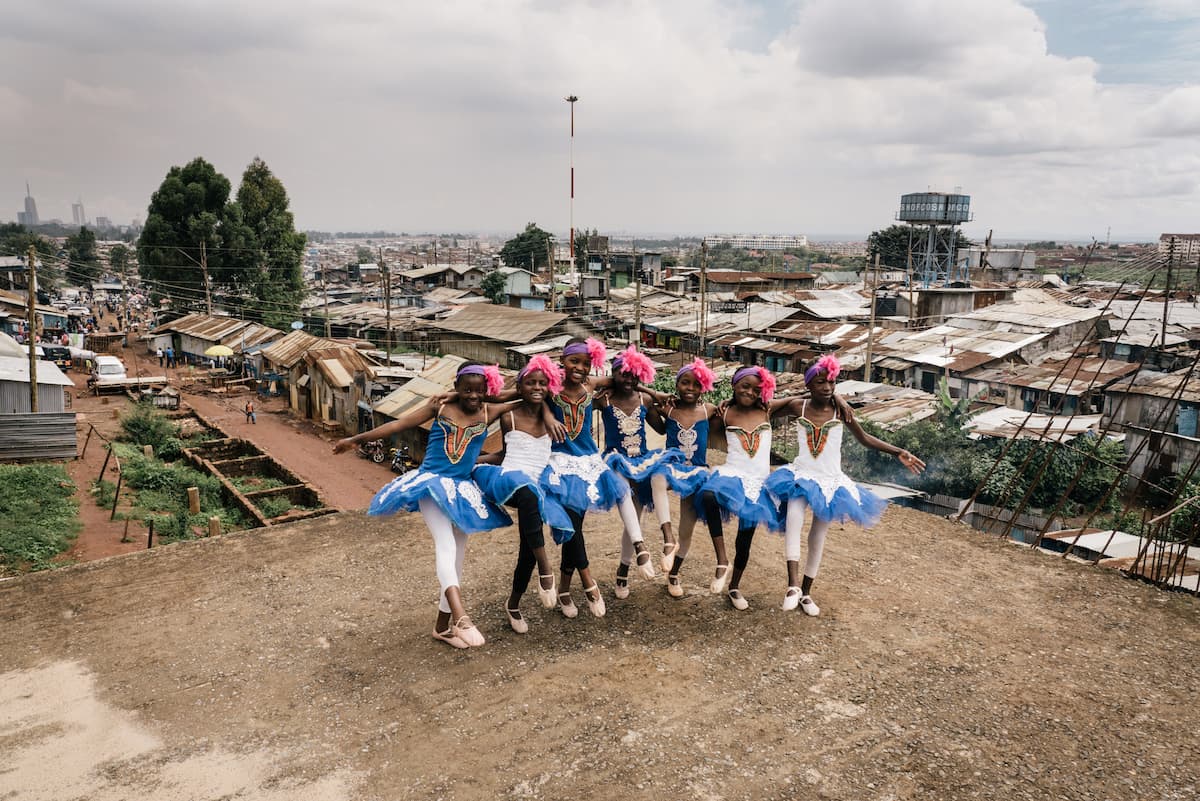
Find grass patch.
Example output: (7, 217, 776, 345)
(110, 448, 249, 543)
(229, 475, 289, 493)
(0, 464, 81, 573)
(92, 478, 117, 508)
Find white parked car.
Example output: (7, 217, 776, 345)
(67, 305, 92, 316)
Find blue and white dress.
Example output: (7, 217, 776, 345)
(369, 406, 512, 534)
(543, 390, 630, 513)
(765, 401, 887, 527)
(600, 401, 690, 507)
(662, 412, 713, 498)
(474, 422, 576, 544)
(696, 412, 782, 530)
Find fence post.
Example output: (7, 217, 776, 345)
(110, 470, 123, 521)
(187, 487, 200, 514)
(98, 445, 113, 482)
(147, 519, 154, 549)
(208, 516, 221, 537)
(80, 424, 94, 459)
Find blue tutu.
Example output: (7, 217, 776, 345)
(766, 467, 887, 527)
(605, 448, 701, 507)
(544, 452, 630, 513)
(474, 464, 576, 544)
(369, 469, 513, 534)
(696, 470, 782, 531)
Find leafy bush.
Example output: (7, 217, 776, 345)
(255, 496, 293, 518)
(229, 475, 288, 492)
(0, 464, 81, 572)
(119, 403, 181, 459)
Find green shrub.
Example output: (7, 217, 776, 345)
(255, 496, 293, 518)
(0, 464, 81, 572)
(229, 475, 288, 492)
(119, 403, 181, 459)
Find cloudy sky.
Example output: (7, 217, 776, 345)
(3, 0, 1199, 241)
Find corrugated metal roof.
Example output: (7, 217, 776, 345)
(0, 355, 75, 386)
(967, 357, 1139, 396)
(1109, 367, 1200, 402)
(964, 408, 1103, 440)
(304, 345, 377, 384)
(260, 330, 336, 368)
(154, 313, 283, 350)
(836, 380, 939, 428)
(426, 303, 566, 344)
(315, 357, 353, 388)
(875, 324, 1045, 368)
(0, 411, 77, 461)
(949, 302, 1101, 331)
(373, 355, 467, 418)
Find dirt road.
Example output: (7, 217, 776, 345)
(2, 501, 1197, 801)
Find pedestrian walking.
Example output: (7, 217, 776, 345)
(244, 399, 256, 424)
(156, 347, 164, 367)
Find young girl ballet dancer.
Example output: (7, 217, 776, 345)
(544, 337, 655, 617)
(333, 363, 515, 649)
(598, 346, 691, 597)
(766, 354, 925, 615)
(697, 365, 795, 611)
(650, 358, 720, 598)
(473, 355, 576, 634)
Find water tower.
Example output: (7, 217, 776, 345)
(895, 191, 972, 287)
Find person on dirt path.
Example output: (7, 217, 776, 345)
(472, 355, 575, 634)
(156, 347, 164, 367)
(244, 399, 256, 424)
(766, 354, 925, 617)
(333, 364, 522, 650)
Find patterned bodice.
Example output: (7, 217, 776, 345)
(550, 390, 598, 456)
(791, 401, 845, 480)
(423, 412, 489, 478)
(666, 414, 709, 467)
(601, 402, 647, 458)
(721, 419, 772, 478)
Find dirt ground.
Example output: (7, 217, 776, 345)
(2, 498, 1198, 801)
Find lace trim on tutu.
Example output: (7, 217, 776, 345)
(544, 452, 630, 512)
(368, 470, 512, 533)
(767, 467, 888, 527)
(696, 471, 782, 530)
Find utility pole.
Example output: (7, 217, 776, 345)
(604, 237, 611, 316)
(321, 263, 331, 338)
(863, 252, 881, 383)
(200, 240, 212, 315)
(566, 95, 578, 278)
(380, 247, 391, 357)
(633, 239, 641, 346)
(1163, 236, 1175, 350)
(699, 240, 708, 354)
(547, 238, 556, 312)
(27, 245, 38, 412)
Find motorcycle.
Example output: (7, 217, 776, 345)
(356, 438, 387, 463)
(390, 445, 418, 475)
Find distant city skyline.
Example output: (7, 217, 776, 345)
(3, 1, 1199, 242)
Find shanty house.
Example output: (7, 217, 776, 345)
(419, 304, 588, 364)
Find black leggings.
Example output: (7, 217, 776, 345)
(700, 491, 730, 540)
(509, 487, 545, 596)
(559, 509, 589, 573)
(733, 525, 756, 570)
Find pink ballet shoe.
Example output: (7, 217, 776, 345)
(451, 615, 486, 647)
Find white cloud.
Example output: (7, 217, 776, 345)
(1, 0, 1198, 239)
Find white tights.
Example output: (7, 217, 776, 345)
(616, 486, 648, 566)
(784, 497, 831, 580)
(419, 497, 468, 613)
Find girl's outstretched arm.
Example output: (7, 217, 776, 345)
(332, 400, 437, 454)
(836, 396, 925, 474)
(767, 395, 802, 418)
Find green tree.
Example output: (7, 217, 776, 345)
(867, 224, 974, 271)
(480, 270, 507, 304)
(138, 157, 234, 309)
(355, 246, 374, 264)
(223, 157, 307, 328)
(0, 224, 59, 286)
(109, 243, 132, 274)
(499, 223, 554, 272)
(65, 226, 102, 283)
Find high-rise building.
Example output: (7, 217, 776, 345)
(17, 182, 39, 227)
(72, 199, 86, 226)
